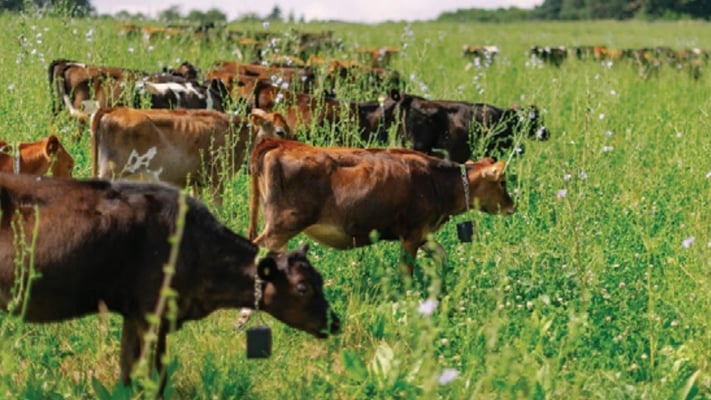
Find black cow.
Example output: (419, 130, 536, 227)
(0, 173, 339, 395)
(391, 91, 549, 162)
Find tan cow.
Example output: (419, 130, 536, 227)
(0, 135, 74, 177)
(91, 108, 291, 200)
(248, 138, 515, 275)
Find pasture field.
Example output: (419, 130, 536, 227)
(0, 14, 710, 399)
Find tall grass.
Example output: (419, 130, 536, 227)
(0, 14, 709, 399)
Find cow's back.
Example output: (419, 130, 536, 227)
(92, 108, 241, 187)
(251, 139, 456, 248)
(0, 174, 176, 320)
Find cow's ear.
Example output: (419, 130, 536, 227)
(482, 161, 506, 182)
(45, 135, 60, 156)
(257, 256, 278, 282)
(249, 108, 268, 126)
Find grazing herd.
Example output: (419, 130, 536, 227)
(527, 44, 707, 78)
(0, 32, 553, 393)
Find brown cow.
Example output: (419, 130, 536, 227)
(0, 136, 74, 177)
(48, 59, 227, 128)
(91, 107, 292, 200)
(206, 61, 316, 94)
(356, 46, 400, 68)
(0, 172, 340, 395)
(248, 138, 514, 275)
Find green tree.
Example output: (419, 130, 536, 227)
(267, 4, 282, 21)
(158, 5, 182, 22)
(532, 0, 563, 19)
(559, 0, 589, 19)
(1, 0, 93, 15)
(185, 8, 226, 24)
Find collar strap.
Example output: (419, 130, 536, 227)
(13, 145, 20, 174)
(460, 164, 470, 212)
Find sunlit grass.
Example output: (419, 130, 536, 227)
(0, 14, 709, 399)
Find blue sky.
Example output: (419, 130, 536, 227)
(92, 0, 544, 23)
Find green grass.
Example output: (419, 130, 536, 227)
(1, 14, 710, 399)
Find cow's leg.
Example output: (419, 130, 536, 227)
(399, 239, 421, 277)
(420, 239, 449, 296)
(119, 317, 147, 386)
(255, 208, 311, 250)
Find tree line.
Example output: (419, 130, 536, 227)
(438, 0, 711, 22)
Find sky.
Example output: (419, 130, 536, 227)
(92, 0, 544, 23)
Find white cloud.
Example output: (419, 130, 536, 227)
(93, 0, 543, 23)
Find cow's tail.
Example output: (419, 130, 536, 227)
(90, 108, 110, 177)
(48, 59, 68, 115)
(247, 138, 281, 241)
(247, 145, 263, 241)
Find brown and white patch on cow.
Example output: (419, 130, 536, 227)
(118, 146, 164, 181)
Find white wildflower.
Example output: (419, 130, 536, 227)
(418, 298, 438, 316)
(556, 189, 567, 199)
(682, 236, 695, 249)
(563, 173, 572, 181)
(438, 368, 458, 385)
(602, 146, 614, 153)
(605, 130, 612, 138)
(610, 89, 617, 96)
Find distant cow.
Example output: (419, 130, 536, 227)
(0, 173, 340, 395)
(0, 135, 74, 177)
(529, 46, 568, 67)
(48, 59, 228, 126)
(393, 91, 549, 162)
(91, 107, 292, 199)
(206, 61, 316, 94)
(462, 45, 499, 66)
(356, 46, 400, 68)
(248, 138, 514, 275)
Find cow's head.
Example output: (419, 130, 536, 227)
(466, 158, 515, 215)
(258, 244, 340, 338)
(250, 108, 294, 140)
(43, 135, 75, 178)
(166, 61, 200, 80)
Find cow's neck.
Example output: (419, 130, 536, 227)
(175, 262, 261, 323)
(223, 264, 262, 310)
(431, 165, 472, 226)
